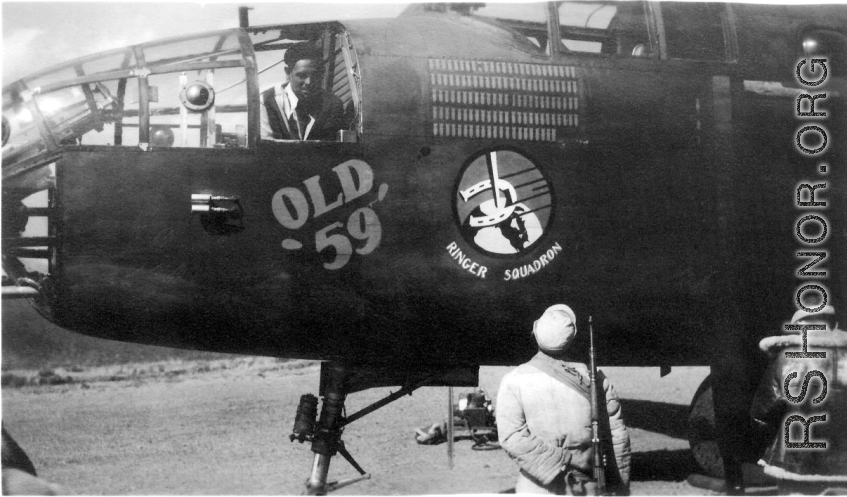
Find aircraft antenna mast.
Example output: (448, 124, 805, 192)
(239, 6, 253, 28)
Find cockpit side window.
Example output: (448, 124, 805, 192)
(250, 24, 362, 143)
(133, 32, 250, 148)
(558, 1, 655, 58)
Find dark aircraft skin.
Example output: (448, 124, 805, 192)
(3, 2, 846, 492)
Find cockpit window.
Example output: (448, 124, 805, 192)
(131, 31, 250, 148)
(30, 61, 128, 147)
(2, 29, 251, 163)
(3, 48, 136, 163)
(413, 3, 548, 54)
(3, 86, 48, 166)
(558, 1, 654, 57)
(462, 3, 550, 54)
(249, 23, 362, 142)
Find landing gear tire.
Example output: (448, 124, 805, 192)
(688, 375, 725, 479)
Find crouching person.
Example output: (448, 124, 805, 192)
(750, 306, 847, 494)
(497, 305, 631, 495)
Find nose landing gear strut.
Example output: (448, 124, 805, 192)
(291, 361, 478, 495)
(300, 363, 369, 494)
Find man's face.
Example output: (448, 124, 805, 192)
(286, 59, 321, 101)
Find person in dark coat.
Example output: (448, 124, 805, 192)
(260, 42, 345, 141)
(750, 306, 847, 494)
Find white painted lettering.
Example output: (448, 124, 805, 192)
(333, 160, 374, 203)
(272, 187, 309, 229)
(505, 242, 562, 281)
(273, 160, 386, 271)
(304, 175, 343, 218)
(445, 240, 488, 279)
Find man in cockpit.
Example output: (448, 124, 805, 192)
(260, 42, 345, 141)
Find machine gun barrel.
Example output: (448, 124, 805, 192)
(589, 316, 607, 495)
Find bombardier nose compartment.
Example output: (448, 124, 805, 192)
(2, 28, 259, 321)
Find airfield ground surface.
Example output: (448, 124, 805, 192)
(1, 358, 745, 495)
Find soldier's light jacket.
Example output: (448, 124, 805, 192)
(497, 353, 631, 494)
(750, 328, 847, 484)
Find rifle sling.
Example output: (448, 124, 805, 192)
(527, 352, 592, 403)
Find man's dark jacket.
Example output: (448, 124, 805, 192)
(262, 86, 346, 141)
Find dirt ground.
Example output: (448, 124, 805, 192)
(2, 362, 735, 495)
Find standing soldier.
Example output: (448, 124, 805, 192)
(497, 304, 631, 495)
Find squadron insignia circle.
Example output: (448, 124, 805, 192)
(454, 148, 553, 258)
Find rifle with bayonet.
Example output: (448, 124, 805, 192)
(589, 316, 607, 495)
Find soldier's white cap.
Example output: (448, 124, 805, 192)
(791, 305, 836, 324)
(532, 304, 577, 353)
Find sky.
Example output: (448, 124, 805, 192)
(1, 1, 410, 85)
(4, 0, 847, 86)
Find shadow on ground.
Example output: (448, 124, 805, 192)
(631, 448, 696, 481)
(619, 399, 690, 440)
(621, 398, 696, 481)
